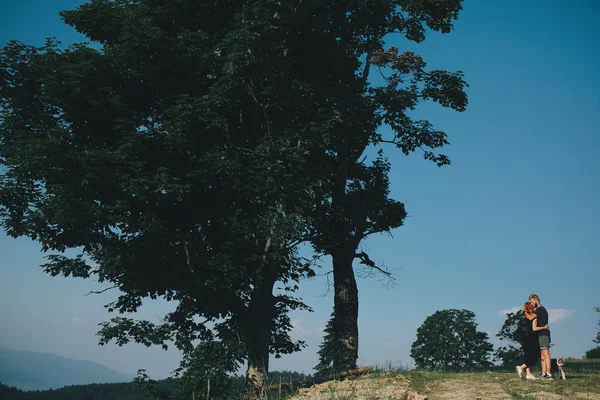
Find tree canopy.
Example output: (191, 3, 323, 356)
(410, 309, 493, 371)
(0, 0, 469, 388)
(585, 347, 600, 360)
(0, 0, 337, 387)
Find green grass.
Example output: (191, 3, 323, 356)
(491, 357, 600, 374)
(241, 359, 600, 399)
(556, 357, 600, 373)
(499, 369, 600, 399)
(402, 370, 448, 393)
(411, 359, 600, 400)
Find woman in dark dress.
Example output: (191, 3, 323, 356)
(516, 302, 548, 379)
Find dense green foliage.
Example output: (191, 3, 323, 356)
(0, 0, 468, 389)
(586, 347, 600, 359)
(0, 0, 337, 387)
(313, 313, 336, 379)
(0, 380, 173, 400)
(410, 309, 493, 371)
(494, 310, 526, 366)
(0, 369, 312, 400)
(586, 306, 600, 359)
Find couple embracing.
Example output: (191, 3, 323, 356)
(516, 294, 553, 380)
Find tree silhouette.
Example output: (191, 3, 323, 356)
(1, 0, 469, 387)
(308, 0, 468, 371)
(411, 309, 493, 371)
(494, 310, 526, 366)
(0, 0, 333, 389)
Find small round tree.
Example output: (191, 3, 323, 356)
(410, 309, 493, 371)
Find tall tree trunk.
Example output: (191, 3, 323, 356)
(245, 204, 284, 390)
(244, 273, 277, 390)
(327, 138, 361, 372)
(331, 247, 359, 372)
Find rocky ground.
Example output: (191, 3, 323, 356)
(288, 374, 425, 400)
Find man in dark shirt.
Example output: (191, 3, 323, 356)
(529, 293, 552, 379)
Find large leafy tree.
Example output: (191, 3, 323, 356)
(494, 310, 526, 366)
(410, 309, 493, 371)
(1, 0, 469, 386)
(309, 0, 469, 371)
(0, 0, 340, 389)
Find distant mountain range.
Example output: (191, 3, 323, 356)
(0, 348, 132, 391)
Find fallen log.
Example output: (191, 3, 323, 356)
(339, 366, 374, 378)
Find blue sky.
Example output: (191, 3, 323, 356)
(1, 0, 599, 379)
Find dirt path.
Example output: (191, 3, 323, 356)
(427, 381, 510, 400)
(427, 380, 576, 400)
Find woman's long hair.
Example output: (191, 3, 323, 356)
(523, 301, 535, 316)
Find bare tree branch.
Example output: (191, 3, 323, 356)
(84, 285, 118, 296)
(316, 269, 334, 297)
(354, 251, 397, 288)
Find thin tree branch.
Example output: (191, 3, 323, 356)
(355, 251, 392, 277)
(84, 285, 118, 296)
(354, 251, 398, 289)
(316, 269, 334, 298)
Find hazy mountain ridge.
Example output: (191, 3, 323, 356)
(0, 348, 131, 391)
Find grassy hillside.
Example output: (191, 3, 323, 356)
(286, 358, 600, 400)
